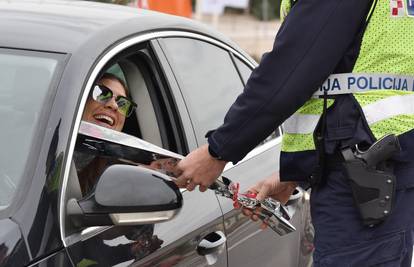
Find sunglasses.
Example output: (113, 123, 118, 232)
(90, 85, 137, 117)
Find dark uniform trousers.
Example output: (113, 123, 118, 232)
(308, 96, 414, 267)
(311, 165, 414, 266)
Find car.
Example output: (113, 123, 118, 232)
(0, 1, 313, 266)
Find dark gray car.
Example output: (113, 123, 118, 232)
(0, 1, 313, 266)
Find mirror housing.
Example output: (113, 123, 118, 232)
(68, 164, 182, 227)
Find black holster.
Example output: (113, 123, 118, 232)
(341, 134, 400, 226)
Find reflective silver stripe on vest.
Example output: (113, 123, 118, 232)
(313, 73, 414, 96)
(363, 94, 414, 125)
(285, 94, 414, 134)
(283, 113, 320, 134)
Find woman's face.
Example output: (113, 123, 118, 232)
(82, 77, 126, 132)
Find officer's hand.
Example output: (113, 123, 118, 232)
(245, 172, 297, 203)
(175, 144, 227, 192)
(241, 173, 297, 228)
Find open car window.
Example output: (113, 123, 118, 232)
(64, 43, 185, 236)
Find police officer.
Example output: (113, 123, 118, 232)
(176, 0, 414, 265)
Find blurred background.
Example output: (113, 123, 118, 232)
(93, 0, 282, 62)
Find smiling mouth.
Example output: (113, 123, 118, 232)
(94, 114, 114, 126)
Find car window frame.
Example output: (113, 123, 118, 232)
(230, 53, 248, 87)
(60, 32, 195, 247)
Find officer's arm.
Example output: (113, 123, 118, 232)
(207, 0, 373, 163)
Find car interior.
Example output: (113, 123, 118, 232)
(117, 59, 163, 148)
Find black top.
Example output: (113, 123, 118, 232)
(207, 0, 374, 164)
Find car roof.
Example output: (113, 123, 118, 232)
(0, 0, 240, 54)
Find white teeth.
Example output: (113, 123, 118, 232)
(94, 115, 114, 126)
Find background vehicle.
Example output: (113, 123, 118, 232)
(0, 1, 313, 266)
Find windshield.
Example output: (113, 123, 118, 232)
(0, 49, 59, 210)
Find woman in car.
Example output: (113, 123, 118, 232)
(76, 72, 136, 194)
(72, 72, 166, 265)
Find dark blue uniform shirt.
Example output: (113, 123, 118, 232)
(206, 0, 414, 181)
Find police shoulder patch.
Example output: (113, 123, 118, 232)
(390, 0, 405, 17)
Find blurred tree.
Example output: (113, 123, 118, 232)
(250, 0, 281, 20)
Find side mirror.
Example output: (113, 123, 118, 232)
(67, 164, 182, 228)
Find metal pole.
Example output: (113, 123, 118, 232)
(195, 0, 203, 20)
(262, 0, 269, 21)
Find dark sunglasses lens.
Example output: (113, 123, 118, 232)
(116, 97, 135, 117)
(92, 85, 112, 103)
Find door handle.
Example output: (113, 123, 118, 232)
(197, 231, 226, 256)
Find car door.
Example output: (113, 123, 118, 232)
(157, 34, 310, 267)
(0, 48, 75, 267)
(60, 38, 227, 267)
